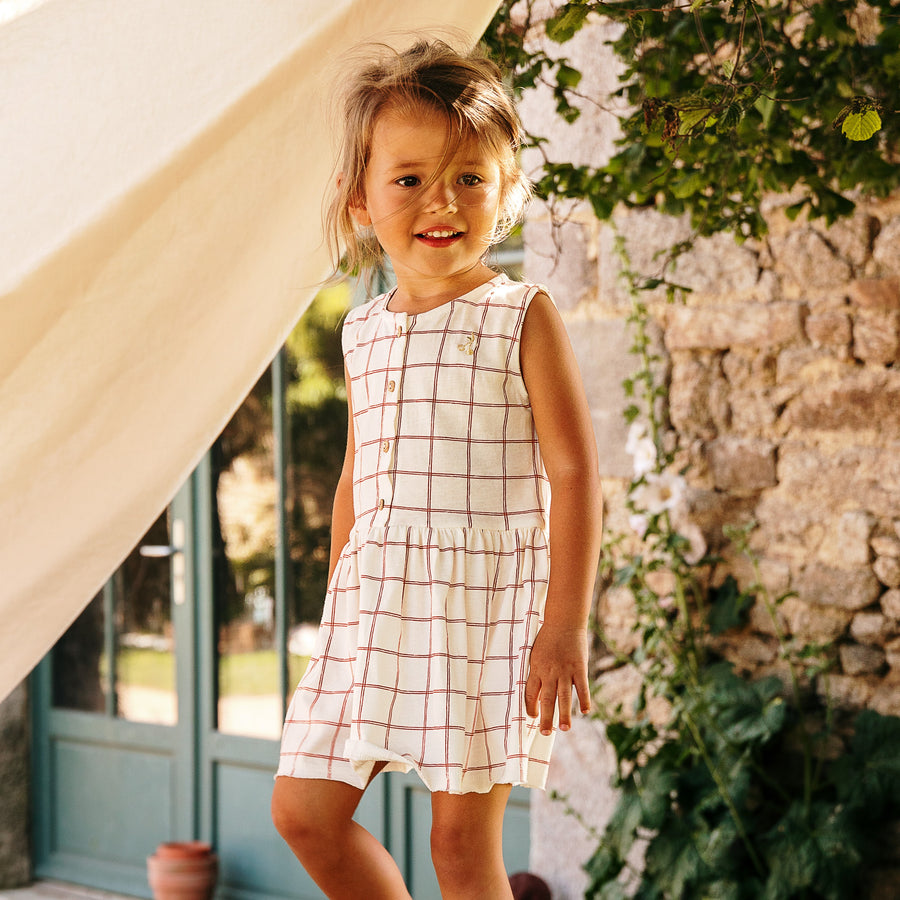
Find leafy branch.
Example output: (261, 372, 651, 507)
(485, 0, 900, 238)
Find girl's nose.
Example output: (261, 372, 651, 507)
(425, 179, 458, 214)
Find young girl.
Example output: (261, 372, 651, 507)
(271, 39, 603, 900)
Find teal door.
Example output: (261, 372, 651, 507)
(31, 287, 532, 899)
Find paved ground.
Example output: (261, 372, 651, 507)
(0, 883, 132, 900)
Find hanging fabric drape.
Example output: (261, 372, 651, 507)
(0, 0, 500, 702)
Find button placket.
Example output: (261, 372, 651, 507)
(376, 313, 406, 521)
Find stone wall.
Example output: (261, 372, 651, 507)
(600, 197, 900, 717)
(519, 12, 900, 900)
(0, 682, 31, 887)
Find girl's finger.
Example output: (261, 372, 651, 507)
(524, 674, 541, 719)
(575, 672, 592, 715)
(557, 681, 572, 731)
(540, 683, 557, 735)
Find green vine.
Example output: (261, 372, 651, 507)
(484, 0, 900, 239)
(580, 249, 900, 899)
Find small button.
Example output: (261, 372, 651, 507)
(382, 441, 391, 453)
(378, 499, 385, 510)
(396, 325, 404, 336)
(387, 380, 396, 392)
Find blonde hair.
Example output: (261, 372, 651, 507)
(325, 39, 532, 275)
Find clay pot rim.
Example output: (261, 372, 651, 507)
(154, 840, 213, 859)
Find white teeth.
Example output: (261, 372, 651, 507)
(421, 230, 459, 238)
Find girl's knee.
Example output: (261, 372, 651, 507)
(271, 777, 351, 856)
(271, 780, 316, 845)
(430, 817, 498, 869)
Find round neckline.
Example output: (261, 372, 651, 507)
(383, 273, 507, 318)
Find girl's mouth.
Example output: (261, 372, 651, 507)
(416, 230, 463, 247)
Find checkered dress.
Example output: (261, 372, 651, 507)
(277, 274, 554, 794)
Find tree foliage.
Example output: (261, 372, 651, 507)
(484, 0, 900, 239)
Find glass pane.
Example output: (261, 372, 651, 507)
(213, 370, 279, 738)
(53, 592, 108, 713)
(115, 511, 177, 725)
(284, 284, 350, 706)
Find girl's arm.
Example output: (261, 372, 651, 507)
(520, 291, 603, 736)
(328, 365, 356, 580)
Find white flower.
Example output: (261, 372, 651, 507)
(630, 471, 686, 516)
(625, 422, 658, 477)
(625, 421, 648, 455)
(629, 513, 650, 537)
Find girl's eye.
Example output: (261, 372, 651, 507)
(459, 173, 483, 186)
(396, 176, 420, 188)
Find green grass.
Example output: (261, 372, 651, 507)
(116, 648, 310, 696)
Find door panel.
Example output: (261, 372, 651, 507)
(53, 741, 174, 862)
(31, 496, 193, 898)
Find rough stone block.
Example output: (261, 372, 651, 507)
(805, 309, 852, 347)
(665, 302, 804, 350)
(886, 636, 900, 669)
(598, 586, 640, 655)
(871, 680, 900, 717)
(795, 564, 882, 611)
(716, 633, 778, 672)
(669, 354, 729, 440)
(771, 229, 853, 290)
(524, 215, 599, 313)
(848, 277, 900, 310)
(817, 510, 874, 569)
(707, 437, 777, 494)
(873, 218, 900, 275)
(670, 232, 761, 298)
(853, 309, 900, 365)
(872, 536, 900, 558)
(787, 369, 900, 439)
(820, 673, 876, 709)
(819, 212, 880, 269)
(882, 589, 900, 620)
(564, 317, 638, 479)
(875, 555, 900, 589)
(850, 611, 892, 644)
(839, 642, 886, 675)
(0, 683, 30, 888)
(780, 596, 853, 643)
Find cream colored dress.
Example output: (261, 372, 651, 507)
(277, 274, 554, 794)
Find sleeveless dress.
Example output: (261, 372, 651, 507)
(277, 273, 554, 794)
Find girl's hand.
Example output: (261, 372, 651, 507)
(524, 624, 591, 736)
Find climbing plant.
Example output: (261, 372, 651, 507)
(484, 0, 900, 240)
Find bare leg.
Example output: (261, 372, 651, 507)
(430, 784, 514, 900)
(271, 772, 411, 900)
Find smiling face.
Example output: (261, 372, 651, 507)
(350, 103, 505, 307)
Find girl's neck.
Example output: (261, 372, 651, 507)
(386, 264, 498, 314)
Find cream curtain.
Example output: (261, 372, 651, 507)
(0, 0, 499, 702)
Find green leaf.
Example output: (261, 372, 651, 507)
(628, 13, 645, 40)
(678, 107, 714, 134)
(545, 4, 590, 43)
(840, 107, 882, 141)
(556, 63, 582, 90)
(754, 95, 776, 129)
(671, 171, 706, 199)
(707, 575, 753, 635)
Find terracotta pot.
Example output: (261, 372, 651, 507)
(148, 842, 218, 900)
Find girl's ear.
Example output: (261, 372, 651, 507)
(340, 174, 372, 227)
(349, 200, 372, 228)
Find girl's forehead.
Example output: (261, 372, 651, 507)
(369, 103, 494, 167)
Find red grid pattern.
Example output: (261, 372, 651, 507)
(277, 275, 554, 794)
